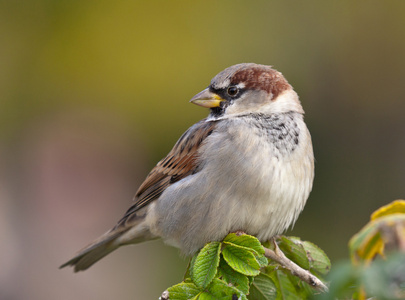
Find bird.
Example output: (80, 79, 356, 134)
(60, 63, 314, 272)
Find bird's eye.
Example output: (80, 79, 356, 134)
(227, 86, 239, 97)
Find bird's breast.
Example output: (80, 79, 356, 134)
(197, 114, 314, 238)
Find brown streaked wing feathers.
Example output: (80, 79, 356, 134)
(115, 119, 217, 228)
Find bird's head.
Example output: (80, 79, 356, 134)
(190, 63, 304, 119)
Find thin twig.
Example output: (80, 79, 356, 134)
(264, 239, 329, 293)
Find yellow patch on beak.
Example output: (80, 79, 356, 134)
(190, 88, 225, 108)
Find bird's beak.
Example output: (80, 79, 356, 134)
(190, 88, 224, 108)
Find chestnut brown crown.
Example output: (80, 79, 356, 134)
(211, 63, 291, 100)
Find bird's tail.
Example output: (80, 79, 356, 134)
(60, 219, 155, 272)
(59, 229, 128, 272)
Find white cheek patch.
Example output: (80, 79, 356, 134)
(268, 90, 304, 114)
(220, 89, 304, 118)
(223, 94, 253, 116)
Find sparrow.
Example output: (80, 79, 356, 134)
(61, 63, 314, 272)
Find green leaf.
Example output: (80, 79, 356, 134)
(217, 259, 249, 294)
(224, 233, 265, 255)
(167, 282, 202, 300)
(222, 243, 261, 276)
(192, 242, 221, 288)
(200, 278, 247, 300)
(270, 270, 301, 300)
(185, 253, 198, 280)
(276, 236, 309, 270)
(223, 233, 268, 272)
(197, 293, 216, 300)
(264, 249, 317, 299)
(276, 236, 331, 278)
(248, 273, 277, 300)
(256, 254, 269, 268)
(285, 272, 314, 299)
(301, 240, 331, 277)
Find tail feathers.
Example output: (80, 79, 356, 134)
(60, 231, 124, 272)
(61, 214, 156, 272)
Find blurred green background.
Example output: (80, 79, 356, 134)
(1, 1, 404, 299)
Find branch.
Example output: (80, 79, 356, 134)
(264, 238, 329, 293)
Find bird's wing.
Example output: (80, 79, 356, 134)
(114, 119, 218, 228)
(60, 119, 218, 271)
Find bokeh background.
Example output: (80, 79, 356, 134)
(1, 1, 404, 299)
